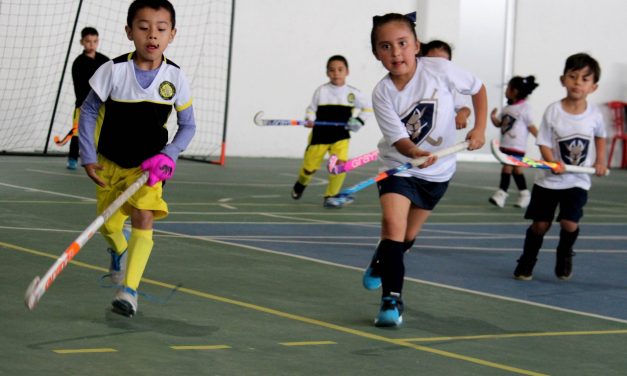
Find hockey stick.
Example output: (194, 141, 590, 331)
(253, 111, 347, 127)
(327, 150, 379, 174)
(24, 171, 150, 311)
(335, 141, 470, 202)
(490, 139, 610, 175)
(53, 128, 75, 147)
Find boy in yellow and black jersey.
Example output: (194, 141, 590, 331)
(291, 55, 373, 208)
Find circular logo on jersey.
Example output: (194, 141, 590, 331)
(159, 81, 176, 100)
(347, 93, 355, 104)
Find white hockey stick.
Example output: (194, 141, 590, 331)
(335, 141, 470, 201)
(491, 139, 609, 175)
(253, 111, 347, 127)
(24, 171, 149, 311)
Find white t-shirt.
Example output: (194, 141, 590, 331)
(497, 100, 535, 153)
(535, 100, 606, 190)
(373, 57, 482, 181)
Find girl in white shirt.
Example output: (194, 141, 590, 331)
(489, 76, 539, 208)
(363, 12, 487, 327)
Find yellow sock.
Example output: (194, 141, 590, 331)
(100, 211, 128, 254)
(124, 228, 154, 290)
(325, 172, 346, 197)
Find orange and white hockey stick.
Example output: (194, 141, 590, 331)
(24, 171, 149, 310)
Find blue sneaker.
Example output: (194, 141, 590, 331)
(107, 226, 131, 285)
(323, 195, 354, 208)
(363, 248, 381, 290)
(111, 286, 138, 317)
(66, 158, 78, 170)
(374, 295, 404, 327)
(363, 267, 381, 290)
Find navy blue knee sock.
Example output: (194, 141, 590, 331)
(379, 239, 406, 297)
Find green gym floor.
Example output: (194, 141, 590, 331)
(1, 155, 626, 375)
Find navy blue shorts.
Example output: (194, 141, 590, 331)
(377, 175, 449, 210)
(524, 184, 588, 223)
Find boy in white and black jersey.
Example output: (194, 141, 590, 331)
(514, 53, 607, 281)
(291, 55, 373, 208)
(79, 0, 196, 317)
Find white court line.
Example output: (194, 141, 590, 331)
(0, 181, 94, 201)
(151, 227, 627, 325)
(205, 238, 627, 254)
(27, 168, 85, 178)
(259, 212, 335, 224)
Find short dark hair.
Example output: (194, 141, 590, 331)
(371, 13, 417, 55)
(563, 53, 601, 83)
(127, 0, 176, 28)
(420, 40, 453, 60)
(327, 55, 348, 70)
(81, 27, 98, 39)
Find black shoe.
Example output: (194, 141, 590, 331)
(555, 251, 575, 280)
(513, 257, 537, 281)
(291, 182, 306, 199)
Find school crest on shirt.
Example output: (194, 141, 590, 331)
(159, 81, 176, 100)
(501, 114, 516, 136)
(347, 92, 355, 104)
(558, 135, 590, 166)
(401, 100, 437, 145)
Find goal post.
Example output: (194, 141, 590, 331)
(0, 0, 234, 165)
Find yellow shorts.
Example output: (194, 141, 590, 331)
(72, 108, 80, 136)
(301, 138, 349, 172)
(96, 155, 168, 220)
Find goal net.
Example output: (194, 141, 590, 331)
(0, 0, 233, 164)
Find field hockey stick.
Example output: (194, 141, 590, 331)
(327, 150, 379, 174)
(53, 128, 75, 147)
(490, 139, 610, 176)
(335, 141, 470, 202)
(253, 111, 348, 127)
(24, 171, 150, 311)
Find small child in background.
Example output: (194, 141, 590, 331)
(291, 55, 373, 208)
(420, 40, 471, 130)
(79, 0, 196, 317)
(513, 53, 607, 281)
(489, 76, 539, 208)
(67, 27, 109, 170)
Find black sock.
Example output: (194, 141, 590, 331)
(404, 239, 415, 253)
(513, 173, 527, 191)
(379, 239, 406, 297)
(499, 172, 511, 192)
(557, 228, 579, 256)
(521, 226, 543, 261)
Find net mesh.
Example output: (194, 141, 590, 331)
(0, 0, 232, 162)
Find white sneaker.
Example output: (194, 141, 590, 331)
(111, 286, 138, 317)
(489, 189, 508, 208)
(515, 189, 531, 208)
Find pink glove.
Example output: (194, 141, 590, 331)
(140, 154, 176, 186)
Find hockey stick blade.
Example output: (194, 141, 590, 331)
(335, 141, 470, 201)
(24, 171, 150, 311)
(253, 110, 347, 127)
(490, 139, 609, 176)
(328, 150, 379, 174)
(53, 129, 74, 146)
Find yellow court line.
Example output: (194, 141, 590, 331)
(53, 348, 117, 354)
(279, 341, 337, 346)
(403, 329, 627, 343)
(5, 241, 545, 376)
(170, 345, 231, 351)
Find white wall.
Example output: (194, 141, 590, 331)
(514, 0, 627, 163)
(228, 0, 415, 159)
(226, 0, 627, 161)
